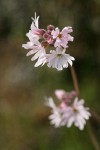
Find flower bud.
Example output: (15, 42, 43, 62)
(47, 38, 54, 44)
(43, 33, 50, 40)
(41, 41, 48, 47)
(47, 25, 55, 31)
(33, 29, 46, 36)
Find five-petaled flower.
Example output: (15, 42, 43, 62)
(46, 47, 75, 71)
(52, 27, 74, 48)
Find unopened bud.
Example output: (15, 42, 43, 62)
(47, 37, 54, 44)
(43, 33, 50, 40)
(47, 25, 55, 31)
(33, 29, 46, 36)
(41, 41, 48, 47)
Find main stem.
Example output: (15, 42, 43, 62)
(70, 65, 100, 150)
(70, 66, 80, 98)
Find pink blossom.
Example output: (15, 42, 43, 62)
(22, 31, 40, 50)
(52, 27, 74, 48)
(22, 12, 74, 71)
(55, 89, 77, 103)
(62, 97, 91, 130)
(45, 92, 91, 130)
(55, 89, 67, 100)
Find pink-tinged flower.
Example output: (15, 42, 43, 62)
(31, 12, 47, 38)
(52, 27, 74, 48)
(31, 13, 46, 37)
(62, 97, 91, 130)
(45, 92, 91, 130)
(60, 102, 67, 109)
(27, 45, 47, 67)
(55, 89, 76, 103)
(55, 89, 67, 100)
(45, 97, 62, 128)
(46, 47, 75, 71)
(22, 12, 75, 71)
(34, 50, 47, 67)
(22, 41, 34, 50)
(22, 31, 40, 49)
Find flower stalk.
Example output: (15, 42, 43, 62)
(70, 66, 80, 98)
(70, 65, 100, 150)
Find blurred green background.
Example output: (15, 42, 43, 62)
(0, 0, 100, 149)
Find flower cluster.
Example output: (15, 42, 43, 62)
(22, 13, 75, 71)
(45, 90, 91, 130)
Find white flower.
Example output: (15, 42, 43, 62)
(46, 47, 75, 71)
(22, 13, 47, 67)
(22, 31, 40, 49)
(26, 31, 40, 43)
(31, 13, 45, 37)
(34, 51, 47, 67)
(24, 13, 40, 43)
(52, 27, 74, 48)
(62, 97, 91, 130)
(45, 97, 62, 128)
(22, 13, 75, 70)
(27, 45, 47, 67)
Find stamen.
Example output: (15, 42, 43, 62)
(58, 34, 62, 38)
(57, 54, 62, 56)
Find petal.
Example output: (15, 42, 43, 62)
(52, 27, 60, 39)
(67, 57, 73, 66)
(67, 116, 74, 127)
(26, 49, 38, 56)
(62, 27, 73, 35)
(34, 56, 46, 67)
(31, 51, 41, 61)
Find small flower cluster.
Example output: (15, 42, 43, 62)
(45, 90, 91, 130)
(22, 13, 75, 71)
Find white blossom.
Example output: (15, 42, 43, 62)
(46, 47, 75, 71)
(45, 97, 62, 128)
(45, 94, 91, 130)
(62, 97, 91, 130)
(22, 31, 40, 49)
(22, 12, 74, 71)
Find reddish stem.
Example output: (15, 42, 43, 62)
(70, 65, 100, 150)
(70, 66, 80, 98)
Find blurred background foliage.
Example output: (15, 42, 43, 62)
(0, 0, 100, 149)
